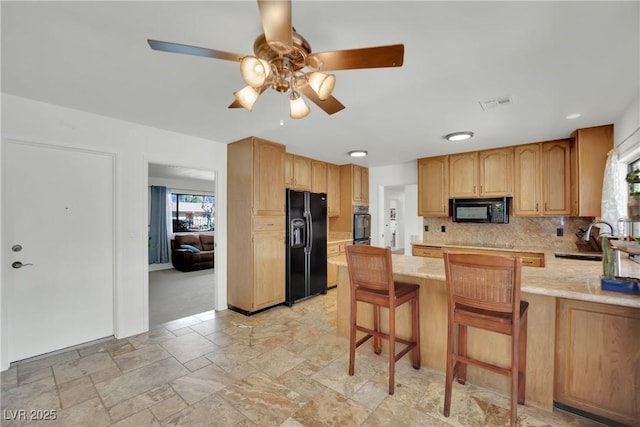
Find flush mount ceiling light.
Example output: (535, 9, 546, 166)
(565, 113, 582, 120)
(349, 150, 368, 158)
(445, 131, 474, 141)
(147, 0, 404, 120)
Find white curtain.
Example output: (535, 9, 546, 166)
(601, 149, 627, 234)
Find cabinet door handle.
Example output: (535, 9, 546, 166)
(535, 203, 539, 212)
(480, 185, 483, 193)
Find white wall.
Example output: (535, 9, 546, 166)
(1, 94, 228, 370)
(403, 184, 421, 254)
(615, 95, 640, 147)
(148, 176, 215, 195)
(615, 95, 640, 163)
(369, 161, 421, 249)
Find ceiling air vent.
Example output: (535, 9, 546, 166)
(479, 95, 513, 111)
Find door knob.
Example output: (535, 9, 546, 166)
(11, 261, 33, 269)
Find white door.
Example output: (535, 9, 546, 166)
(4, 140, 114, 362)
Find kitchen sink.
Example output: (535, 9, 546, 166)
(554, 252, 602, 261)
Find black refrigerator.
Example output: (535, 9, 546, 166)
(286, 189, 327, 306)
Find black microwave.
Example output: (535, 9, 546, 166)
(451, 197, 510, 224)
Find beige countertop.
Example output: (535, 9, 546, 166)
(329, 249, 640, 309)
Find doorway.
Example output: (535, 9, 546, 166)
(3, 140, 114, 363)
(147, 163, 216, 325)
(382, 184, 421, 255)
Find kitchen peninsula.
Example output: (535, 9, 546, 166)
(330, 248, 640, 425)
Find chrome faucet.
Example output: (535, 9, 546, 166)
(584, 221, 614, 241)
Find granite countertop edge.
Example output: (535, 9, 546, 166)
(329, 251, 640, 309)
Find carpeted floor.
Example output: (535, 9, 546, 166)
(148, 268, 215, 326)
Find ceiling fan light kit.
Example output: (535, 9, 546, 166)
(240, 56, 271, 87)
(307, 72, 335, 101)
(148, 0, 404, 119)
(233, 86, 259, 111)
(289, 91, 310, 119)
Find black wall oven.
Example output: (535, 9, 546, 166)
(353, 206, 371, 245)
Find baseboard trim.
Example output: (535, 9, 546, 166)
(553, 401, 630, 427)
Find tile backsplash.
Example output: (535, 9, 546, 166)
(422, 216, 596, 252)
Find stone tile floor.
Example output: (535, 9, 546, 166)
(1, 289, 603, 426)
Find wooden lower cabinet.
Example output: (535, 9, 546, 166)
(252, 230, 286, 311)
(412, 246, 443, 258)
(327, 242, 346, 287)
(411, 245, 544, 267)
(554, 299, 640, 425)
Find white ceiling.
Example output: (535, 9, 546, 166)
(2, 1, 638, 168)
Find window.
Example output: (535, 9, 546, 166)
(171, 193, 215, 232)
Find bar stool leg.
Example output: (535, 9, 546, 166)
(388, 305, 396, 394)
(457, 325, 468, 385)
(412, 296, 421, 369)
(511, 332, 519, 426)
(349, 297, 357, 376)
(518, 313, 528, 404)
(444, 319, 455, 417)
(373, 305, 382, 355)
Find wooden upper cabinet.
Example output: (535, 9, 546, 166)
(479, 147, 513, 197)
(449, 148, 513, 198)
(449, 152, 478, 198)
(541, 140, 571, 216)
(294, 155, 312, 190)
(311, 160, 327, 194)
(514, 140, 571, 216)
(284, 153, 294, 188)
(352, 165, 369, 205)
(284, 153, 312, 191)
(570, 124, 613, 217)
(327, 163, 340, 217)
(253, 140, 285, 216)
(417, 156, 449, 217)
(513, 143, 542, 216)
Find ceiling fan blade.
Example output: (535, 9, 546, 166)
(299, 85, 345, 115)
(148, 39, 243, 62)
(257, 0, 293, 54)
(307, 44, 404, 71)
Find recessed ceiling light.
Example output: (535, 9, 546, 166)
(349, 150, 368, 157)
(444, 131, 474, 141)
(565, 113, 581, 120)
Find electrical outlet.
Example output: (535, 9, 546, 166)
(424, 225, 429, 232)
(556, 228, 564, 237)
(441, 225, 446, 233)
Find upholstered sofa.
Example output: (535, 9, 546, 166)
(171, 234, 214, 272)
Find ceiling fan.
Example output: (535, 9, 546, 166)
(148, 0, 404, 119)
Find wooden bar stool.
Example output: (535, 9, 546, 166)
(442, 252, 528, 426)
(345, 245, 420, 395)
